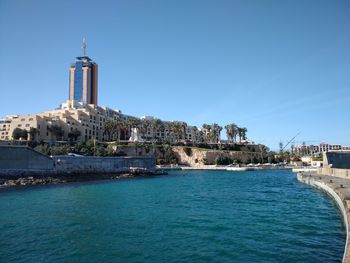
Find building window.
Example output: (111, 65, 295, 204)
(25, 124, 30, 127)
(29, 118, 34, 121)
(18, 124, 22, 127)
(21, 118, 25, 121)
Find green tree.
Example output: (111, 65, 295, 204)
(34, 144, 51, 155)
(12, 128, 28, 140)
(29, 127, 38, 141)
(68, 129, 81, 142)
(48, 125, 64, 141)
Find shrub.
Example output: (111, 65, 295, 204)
(214, 156, 232, 165)
(115, 151, 127, 156)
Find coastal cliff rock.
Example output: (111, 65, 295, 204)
(104, 144, 265, 166)
(172, 146, 263, 166)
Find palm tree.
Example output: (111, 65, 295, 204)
(279, 141, 284, 154)
(103, 120, 114, 141)
(224, 123, 238, 143)
(117, 120, 128, 141)
(181, 122, 188, 141)
(151, 118, 162, 141)
(241, 127, 248, 142)
(237, 127, 247, 143)
(139, 119, 151, 141)
(170, 121, 183, 143)
(211, 123, 222, 144)
(202, 123, 211, 144)
(104, 118, 124, 142)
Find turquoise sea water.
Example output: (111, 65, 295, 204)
(0, 170, 345, 262)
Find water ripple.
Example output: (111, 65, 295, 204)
(0, 170, 345, 262)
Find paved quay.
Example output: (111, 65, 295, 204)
(297, 172, 350, 263)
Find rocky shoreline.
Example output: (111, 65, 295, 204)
(0, 170, 167, 189)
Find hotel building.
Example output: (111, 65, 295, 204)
(0, 42, 206, 144)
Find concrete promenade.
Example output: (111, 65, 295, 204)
(297, 172, 350, 263)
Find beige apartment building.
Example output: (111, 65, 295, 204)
(0, 100, 206, 144)
(1, 101, 119, 142)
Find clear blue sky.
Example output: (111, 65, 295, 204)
(0, 0, 349, 150)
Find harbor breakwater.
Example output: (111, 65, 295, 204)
(297, 172, 350, 263)
(0, 145, 156, 180)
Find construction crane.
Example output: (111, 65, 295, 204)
(282, 132, 301, 152)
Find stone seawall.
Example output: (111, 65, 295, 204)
(0, 145, 54, 170)
(0, 146, 156, 179)
(52, 156, 155, 174)
(297, 172, 350, 263)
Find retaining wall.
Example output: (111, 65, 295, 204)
(52, 156, 156, 173)
(0, 146, 156, 178)
(0, 145, 53, 170)
(319, 167, 350, 179)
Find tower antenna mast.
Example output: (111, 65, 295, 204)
(82, 37, 87, 56)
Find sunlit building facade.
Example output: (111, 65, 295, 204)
(69, 56, 98, 105)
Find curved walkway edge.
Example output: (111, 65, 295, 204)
(297, 172, 350, 263)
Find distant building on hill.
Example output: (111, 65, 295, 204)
(294, 143, 350, 156)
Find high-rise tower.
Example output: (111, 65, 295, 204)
(69, 38, 98, 105)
